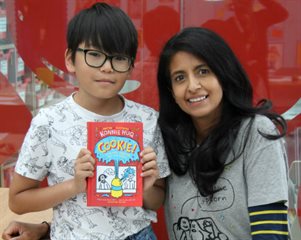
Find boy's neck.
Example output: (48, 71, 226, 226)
(73, 92, 124, 116)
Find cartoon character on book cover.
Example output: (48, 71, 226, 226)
(87, 122, 143, 206)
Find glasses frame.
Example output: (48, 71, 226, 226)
(76, 48, 133, 73)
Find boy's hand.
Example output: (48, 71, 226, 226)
(73, 148, 95, 194)
(140, 147, 159, 192)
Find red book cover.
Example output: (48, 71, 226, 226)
(87, 122, 143, 207)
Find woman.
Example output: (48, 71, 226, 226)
(157, 27, 288, 240)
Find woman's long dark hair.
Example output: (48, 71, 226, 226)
(157, 27, 286, 197)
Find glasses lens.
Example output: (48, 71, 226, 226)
(112, 56, 131, 72)
(85, 50, 106, 67)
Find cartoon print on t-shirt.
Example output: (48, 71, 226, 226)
(173, 217, 229, 240)
(173, 177, 234, 240)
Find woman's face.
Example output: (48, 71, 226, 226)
(169, 51, 223, 125)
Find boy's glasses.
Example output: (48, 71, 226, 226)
(77, 48, 133, 73)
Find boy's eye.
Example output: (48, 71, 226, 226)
(88, 51, 102, 58)
(113, 56, 128, 62)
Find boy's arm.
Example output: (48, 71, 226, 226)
(143, 178, 165, 211)
(141, 147, 166, 210)
(9, 148, 94, 214)
(9, 173, 78, 214)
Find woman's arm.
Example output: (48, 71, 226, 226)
(249, 202, 288, 240)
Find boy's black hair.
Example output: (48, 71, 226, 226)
(67, 2, 138, 63)
(157, 27, 287, 197)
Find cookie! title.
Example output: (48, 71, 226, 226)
(97, 139, 138, 154)
(96, 128, 138, 154)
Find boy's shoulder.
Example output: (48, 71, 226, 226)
(123, 96, 158, 115)
(36, 96, 69, 113)
(32, 96, 72, 122)
(121, 97, 159, 125)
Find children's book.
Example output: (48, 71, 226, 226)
(87, 122, 143, 207)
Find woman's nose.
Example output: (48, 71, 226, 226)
(188, 77, 202, 92)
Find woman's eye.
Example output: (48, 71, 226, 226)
(199, 68, 210, 75)
(174, 75, 184, 82)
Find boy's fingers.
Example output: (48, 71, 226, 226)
(77, 148, 91, 158)
(142, 160, 157, 171)
(80, 162, 94, 171)
(77, 169, 94, 178)
(75, 158, 95, 171)
(77, 153, 95, 164)
(141, 152, 156, 163)
(142, 146, 153, 153)
(141, 168, 159, 178)
(140, 146, 155, 156)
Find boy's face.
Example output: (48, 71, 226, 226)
(65, 43, 132, 102)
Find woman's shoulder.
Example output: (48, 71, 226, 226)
(237, 115, 278, 145)
(241, 115, 276, 132)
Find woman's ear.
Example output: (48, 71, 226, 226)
(65, 49, 75, 73)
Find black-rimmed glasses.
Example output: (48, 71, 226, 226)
(77, 48, 133, 73)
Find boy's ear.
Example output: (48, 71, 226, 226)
(65, 49, 75, 73)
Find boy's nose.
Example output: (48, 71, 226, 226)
(100, 59, 114, 73)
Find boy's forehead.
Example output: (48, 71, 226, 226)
(78, 42, 128, 56)
(80, 41, 102, 50)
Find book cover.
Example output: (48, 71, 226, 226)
(87, 122, 143, 207)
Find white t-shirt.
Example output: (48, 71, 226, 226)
(15, 94, 170, 240)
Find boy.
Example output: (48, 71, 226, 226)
(8, 2, 169, 240)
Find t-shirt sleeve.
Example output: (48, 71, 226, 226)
(142, 107, 170, 179)
(152, 123, 170, 179)
(15, 109, 52, 181)
(244, 117, 288, 207)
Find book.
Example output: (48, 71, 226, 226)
(86, 122, 143, 207)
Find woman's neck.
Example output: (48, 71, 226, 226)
(193, 117, 220, 144)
